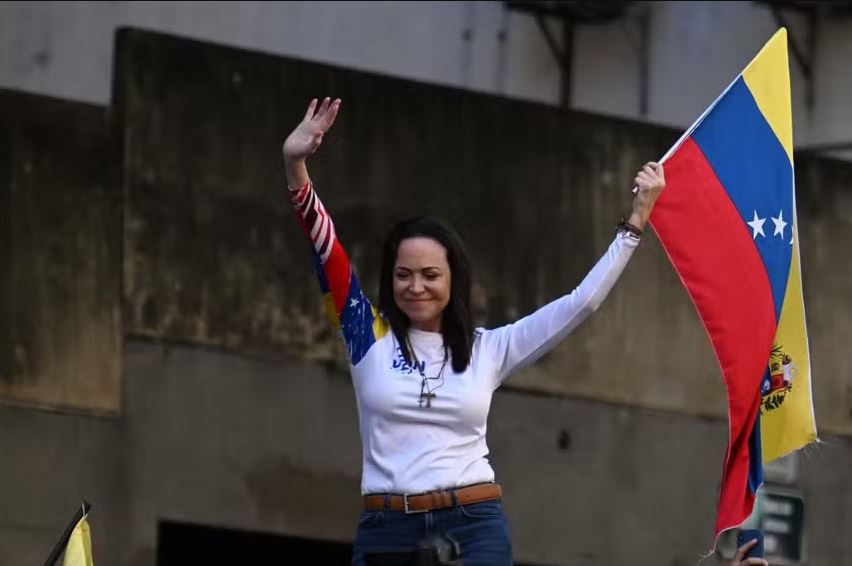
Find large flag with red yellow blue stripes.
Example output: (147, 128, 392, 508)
(649, 28, 817, 541)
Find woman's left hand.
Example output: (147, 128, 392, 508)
(628, 161, 665, 230)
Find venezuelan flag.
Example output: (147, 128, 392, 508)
(649, 28, 817, 540)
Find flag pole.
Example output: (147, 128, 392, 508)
(43, 501, 91, 566)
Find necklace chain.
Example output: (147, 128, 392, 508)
(410, 342, 447, 409)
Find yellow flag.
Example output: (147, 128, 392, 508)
(63, 516, 94, 566)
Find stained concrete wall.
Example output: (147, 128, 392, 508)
(0, 90, 121, 413)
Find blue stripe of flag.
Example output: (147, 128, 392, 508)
(692, 77, 793, 322)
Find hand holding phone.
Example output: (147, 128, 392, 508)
(732, 529, 768, 565)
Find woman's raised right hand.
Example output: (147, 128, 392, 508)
(282, 97, 341, 163)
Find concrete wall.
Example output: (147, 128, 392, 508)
(0, 90, 121, 413)
(2, 2, 851, 153)
(0, 1, 557, 108)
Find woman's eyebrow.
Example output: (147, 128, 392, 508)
(395, 265, 442, 271)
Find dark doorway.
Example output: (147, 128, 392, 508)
(157, 520, 549, 565)
(157, 520, 353, 565)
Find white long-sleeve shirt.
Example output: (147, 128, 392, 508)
(289, 182, 640, 495)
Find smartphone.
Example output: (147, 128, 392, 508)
(737, 529, 764, 558)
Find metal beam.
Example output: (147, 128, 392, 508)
(533, 13, 573, 108)
(506, 1, 632, 108)
(796, 141, 852, 153)
(638, 5, 650, 116)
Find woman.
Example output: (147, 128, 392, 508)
(283, 97, 665, 565)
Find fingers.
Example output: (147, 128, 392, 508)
(303, 98, 318, 121)
(303, 96, 338, 123)
(321, 98, 341, 130)
(634, 161, 665, 190)
(635, 171, 654, 184)
(640, 162, 664, 176)
(732, 539, 757, 565)
(736, 538, 757, 558)
(641, 163, 660, 177)
(634, 173, 655, 189)
(317, 96, 331, 116)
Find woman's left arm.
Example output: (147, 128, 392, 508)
(484, 162, 665, 383)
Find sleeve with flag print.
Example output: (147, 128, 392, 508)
(484, 231, 639, 385)
(289, 181, 388, 365)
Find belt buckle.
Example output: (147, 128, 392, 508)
(403, 493, 427, 514)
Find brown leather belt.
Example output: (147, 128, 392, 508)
(364, 482, 502, 514)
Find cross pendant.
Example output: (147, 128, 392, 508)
(418, 391, 437, 408)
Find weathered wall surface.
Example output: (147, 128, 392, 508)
(794, 157, 852, 432)
(0, 90, 121, 412)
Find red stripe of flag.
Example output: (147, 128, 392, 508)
(650, 137, 777, 534)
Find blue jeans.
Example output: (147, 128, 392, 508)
(352, 499, 513, 565)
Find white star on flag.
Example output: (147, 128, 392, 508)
(747, 210, 766, 238)
(771, 210, 787, 238)
(350, 298, 359, 308)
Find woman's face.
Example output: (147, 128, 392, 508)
(393, 237, 451, 332)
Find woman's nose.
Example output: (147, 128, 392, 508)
(409, 277, 425, 293)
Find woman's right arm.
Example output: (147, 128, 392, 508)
(283, 98, 388, 365)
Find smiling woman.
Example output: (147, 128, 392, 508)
(282, 96, 665, 566)
(379, 219, 474, 377)
(392, 236, 452, 332)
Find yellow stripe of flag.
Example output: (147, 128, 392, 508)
(742, 27, 817, 461)
(760, 227, 817, 462)
(742, 28, 794, 165)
